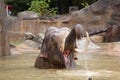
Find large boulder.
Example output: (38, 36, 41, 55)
(70, 0, 120, 42)
(104, 25, 120, 42)
(24, 32, 44, 44)
(17, 11, 39, 19)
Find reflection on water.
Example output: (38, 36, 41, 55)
(0, 48, 120, 80)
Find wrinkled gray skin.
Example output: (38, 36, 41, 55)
(34, 24, 84, 69)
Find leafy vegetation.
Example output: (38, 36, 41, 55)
(72, 0, 97, 8)
(28, 0, 57, 16)
(4, 0, 97, 16)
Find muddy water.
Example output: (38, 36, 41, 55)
(0, 48, 120, 80)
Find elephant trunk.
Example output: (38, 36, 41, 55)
(74, 31, 90, 53)
(64, 24, 84, 51)
(75, 24, 84, 39)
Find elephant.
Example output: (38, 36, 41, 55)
(34, 24, 89, 69)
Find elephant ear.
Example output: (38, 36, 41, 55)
(39, 38, 48, 59)
(74, 24, 84, 39)
(60, 30, 69, 53)
(39, 47, 48, 59)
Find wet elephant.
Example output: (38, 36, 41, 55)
(34, 24, 87, 69)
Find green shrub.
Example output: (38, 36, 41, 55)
(28, 0, 57, 16)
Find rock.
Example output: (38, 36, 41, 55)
(24, 32, 35, 40)
(70, 0, 120, 42)
(10, 43, 16, 48)
(111, 11, 120, 21)
(104, 25, 120, 42)
(17, 11, 39, 19)
(90, 35, 104, 43)
(70, 0, 120, 31)
(33, 33, 44, 43)
(24, 32, 44, 44)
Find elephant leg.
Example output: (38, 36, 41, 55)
(34, 56, 50, 69)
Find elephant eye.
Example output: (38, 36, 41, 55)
(51, 34, 56, 42)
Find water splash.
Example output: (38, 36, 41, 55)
(82, 51, 92, 79)
(77, 31, 92, 80)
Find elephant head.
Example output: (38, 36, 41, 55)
(34, 24, 89, 69)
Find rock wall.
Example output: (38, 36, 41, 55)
(70, 0, 120, 33)
(7, 17, 70, 43)
(8, 0, 120, 43)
